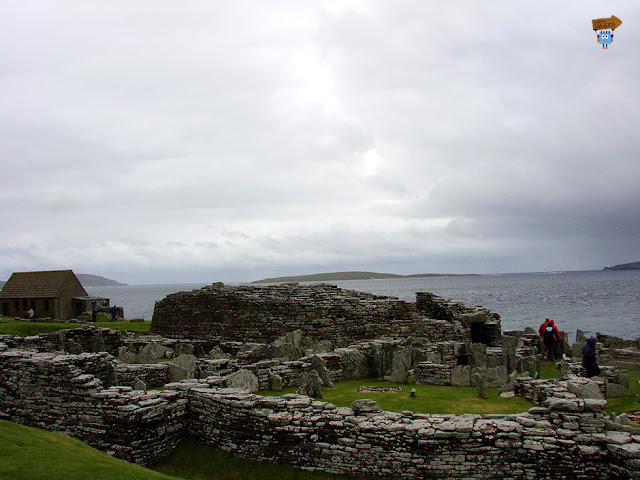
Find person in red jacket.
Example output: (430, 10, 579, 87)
(539, 318, 551, 336)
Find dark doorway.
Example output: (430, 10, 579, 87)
(471, 323, 488, 344)
(457, 354, 469, 366)
(2, 303, 8, 317)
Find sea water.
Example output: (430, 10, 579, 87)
(86, 269, 640, 340)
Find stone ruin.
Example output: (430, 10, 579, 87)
(0, 283, 639, 479)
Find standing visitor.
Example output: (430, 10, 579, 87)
(27, 306, 35, 320)
(539, 318, 551, 337)
(582, 335, 601, 378)
(544, 319, 559, 361)
(92, 304, 97, 322)
(110, 305, 117, 322)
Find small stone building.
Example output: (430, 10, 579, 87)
(0, 270, 109, 320)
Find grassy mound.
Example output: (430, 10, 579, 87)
(0, 420, 177, 480)
(0, 420, 373, 480)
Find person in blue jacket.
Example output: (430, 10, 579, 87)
(582, 335, 601, 378)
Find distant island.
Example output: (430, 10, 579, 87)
(252, 271, 479, 284)
(603, 261, 640, 271)
(77, 274, 128, 287)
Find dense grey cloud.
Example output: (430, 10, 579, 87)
(1, 1, 638, 284)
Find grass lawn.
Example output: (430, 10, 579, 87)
(262, 377, 535, 415)
(0, 317, 151, 336)
(0, 420, 178, 480)
(0, 420, 375, 480)
(606, 367, 640, 415)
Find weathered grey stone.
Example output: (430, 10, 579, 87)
(268, 372, 283, 391)
(225, 369, 259, 393)
(173, 354, 197, 377)
(310, 355, 334, 388)
(119, 351, 137, 364)
(571, 343, 583, 359)
(598, 353, 617, 367)
(451, 365, 471, 387)
(337, 348, 368, 379)
(470, 343, 487, 369)
(388, 346, 411, 383)
(66, 340, 83, 354)
(500, 370, 517, 393)
(482, 366, 507, 388)
(567, 379, 605, 400)
(471, 371, 488, 399)
(606, 382, 625, 398)
(518, 354, 540, 379)
(271, 342, 303, 362)
(314, 340, 334, 353)
(174, 342, 194, 357)
(297, 369, 323, 398)
(141, 342, 172, 361)
(209, 346, 232, 359)
(351, 399, 382, 415)
(167, 363, 189, 382)
(132, 376, 147, 392)
(136, 348, 157, 364)
(91, 331, 107, 353)
(426, 351, 443, 364)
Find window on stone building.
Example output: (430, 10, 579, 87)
(43, 300, 49, 311)
(30, 300, 35, 309)
(14, 301, 19, 310)
(22, 300, 27, 310)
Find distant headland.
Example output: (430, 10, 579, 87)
(76, 274, 128, 286)
(603, 261, 640, 271)
(252, 271, 479, 284)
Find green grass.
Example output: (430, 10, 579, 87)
(0, 419, 179, 480)
(151, 438, 378, 480)
(539, 360, 562, 379)
(0, 420, 376, 480)
(606, 368, 640, 415)
(262, 377, 534, 415)
(95, 320, 151, 334)
(0, 318, 151, 336)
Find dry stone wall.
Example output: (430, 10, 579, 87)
(151, 283, 465, 345)
(1, 346, 639, 478)
(0, 349, 187, 465)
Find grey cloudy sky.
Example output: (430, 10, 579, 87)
(1, 1, 638, 284)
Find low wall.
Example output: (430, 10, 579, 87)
(0, 350, 186, 465)
(1, 348, 638, 478)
